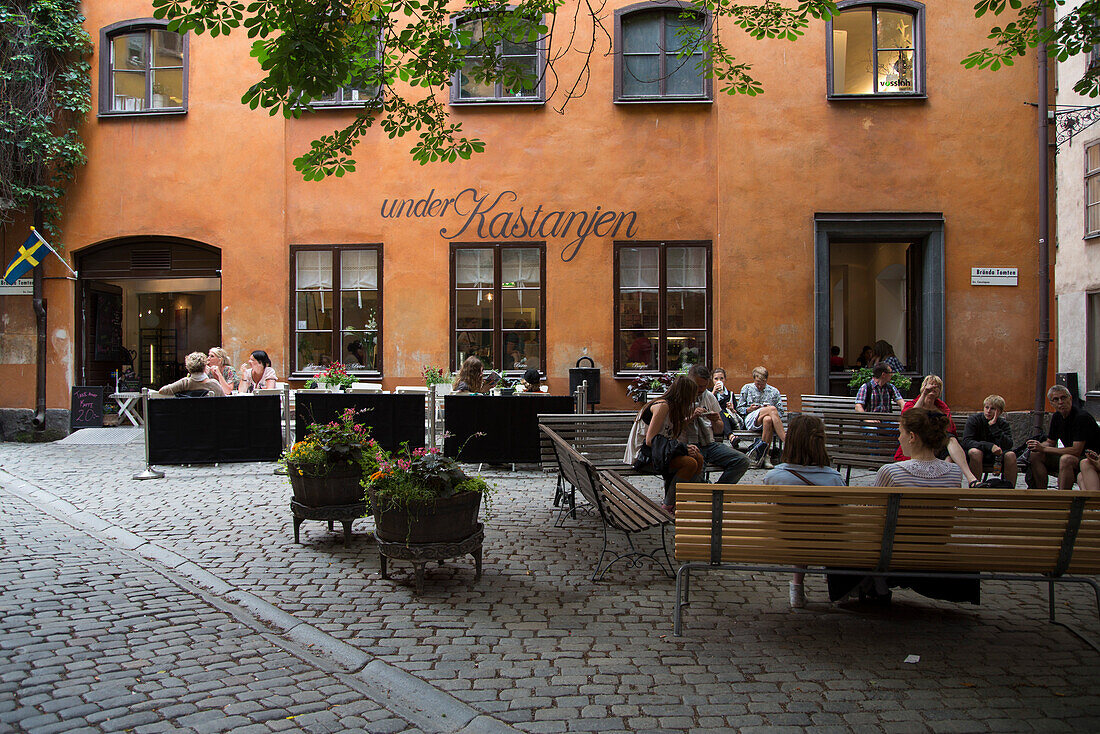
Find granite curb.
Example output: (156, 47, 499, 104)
(0, 466, 522, 734)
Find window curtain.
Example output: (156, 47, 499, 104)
(667, 247, 706, 288)
(620, 247, 658, 288)
(502, 249, 539, 286)
(297, 251, 333, 290)
(340, 250, 378, 290)
(456, 249, 494, 287)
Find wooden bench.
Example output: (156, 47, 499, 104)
(800, 393, 858, 415)
(821, 410, 901, 482)
(539, 425, 674, 581)
(672, 483, 1100, 648)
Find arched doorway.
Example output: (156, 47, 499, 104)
(75, 237, 221, 389)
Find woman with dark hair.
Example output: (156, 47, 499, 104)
(764, 415, 845, 607)
(856, 345, 874, 368)
(871, 340, 904, 374)
(832, 407, 978, 604)
(239, 350, 277, 392)
(635, 376, 706, 513)
(452, 355, 485, 393)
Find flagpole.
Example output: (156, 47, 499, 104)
(29, 227, 78, 279)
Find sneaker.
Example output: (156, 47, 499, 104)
(789, 582, 806, 608)
(748, 440, 767, 468)
(764, 457, 775, 470)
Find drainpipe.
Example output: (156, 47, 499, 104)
(31, 209, 47, 432)
(1034, 2, 1051, 434)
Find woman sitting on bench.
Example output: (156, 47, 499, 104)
(639, 376, 706, 514)
(830, 407, 980, 605)
(763, 414, 844, 608)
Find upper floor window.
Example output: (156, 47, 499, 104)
(451, 13, 545, 104)
(614, 241, 711, 374)
(291, 245, 382, 376)
(451, 244, 545, 372)
(614, 3, 710, 103)
(827, 1, 924, 98)
(1087, 141, 1100, 237)
(99, 20, 187, 115)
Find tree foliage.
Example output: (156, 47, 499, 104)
(0, 0, 92, 240)
(152, 0, 837, 179)
(963, 0, 1100, 97)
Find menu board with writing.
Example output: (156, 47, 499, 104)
(70, 386, 104, 430)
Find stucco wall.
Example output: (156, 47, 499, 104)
(0, 1, 1045, 412)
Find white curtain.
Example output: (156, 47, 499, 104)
(456, 249, 494, 287)
(502, 249, 540, 286)
(667, 247, 706, 288)
(340, 250, 378, 290)
(297, 251, 333, 290)
(620, 247, 658, 288)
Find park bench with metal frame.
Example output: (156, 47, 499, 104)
(672, 483, 1100, 650)
(540, 425, 674, 581)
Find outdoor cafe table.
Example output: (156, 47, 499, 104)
(110, 391, 144, 427)
(443, 394, 575, 464)
(294, 392, 425, 452)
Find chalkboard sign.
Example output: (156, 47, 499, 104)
(70, 386, 105, 430)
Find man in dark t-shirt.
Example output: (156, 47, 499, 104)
(1026, 385, 1100, 489)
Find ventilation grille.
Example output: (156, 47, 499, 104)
(131, 249, 171, 270)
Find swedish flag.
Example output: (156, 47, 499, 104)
(3, 233, 46, 285)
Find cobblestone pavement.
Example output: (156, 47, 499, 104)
(0, 492, 428, 734)
(2, 439, 1100, 732)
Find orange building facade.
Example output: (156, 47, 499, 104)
(0, 0, 1047, 413)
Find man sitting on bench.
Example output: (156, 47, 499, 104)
(961, 394, 1017, 488)
(1026, 385, 1100, 490)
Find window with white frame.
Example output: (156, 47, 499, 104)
(1087, 141, 1100, 237)
(291, 245, 381, 375)
(615, 242, 711, 373)
(828, 1, 924, 97)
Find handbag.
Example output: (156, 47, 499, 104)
(648, 433, 689, 478)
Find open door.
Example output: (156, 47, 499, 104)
(79, 280, 127, 389)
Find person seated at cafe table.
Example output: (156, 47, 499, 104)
(159, 352, 225, 397)
(452, 355, 486, 393)
(206, 346, 238, 394)
(518, 368, 548, 393)
(238, 350, 278, 393)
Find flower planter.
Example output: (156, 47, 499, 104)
(288, 461, 364, 506)
(369, 489, 481, 544)
(287, 460, 368, 545)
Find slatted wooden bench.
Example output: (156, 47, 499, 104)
(540, 425, 674, 581)
(818, 410, 902, 482)
(672, 483, 1100, 648)
(800, 393, 859, 415)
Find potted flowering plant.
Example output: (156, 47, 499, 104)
(422, 366, 451, 388)
(626, 372, 674, 403)
(305, 362, 356, 391)
(281, 407, 380, 507)
(363, 444, 491, 544)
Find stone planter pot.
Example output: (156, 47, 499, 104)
(369, 489, 481, 544)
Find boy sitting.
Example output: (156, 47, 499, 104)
(961, 394, 1016, 487)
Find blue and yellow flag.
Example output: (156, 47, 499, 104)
(3, 232, 46, 285)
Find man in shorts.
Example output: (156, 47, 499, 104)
(1025, 385, 1100, 490)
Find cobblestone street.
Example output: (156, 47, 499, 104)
(2, 437, 1099, 732)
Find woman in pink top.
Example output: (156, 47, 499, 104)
(239, 350, 277, 392)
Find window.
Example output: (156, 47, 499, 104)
(99, 19, 187, 115)
(452, 13, 545, 104)
(309, 77, 380, 108)
(614, 242, 711, 374)
(614, 3, 710, 102)
(827, 1, 924, 98)
(451, 244, 545, 372)
(290, 245, 382, 375)
(1089, 292, 1100, 393)
(1087, 141, 1100, 237)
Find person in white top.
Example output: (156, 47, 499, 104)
(239, 350, 278, 393)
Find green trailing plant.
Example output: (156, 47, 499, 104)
(151, 0, 839, 179)
(0, 0, 92, 240)
(847, 367, 912, 393)
(364, 443, 493, 515)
